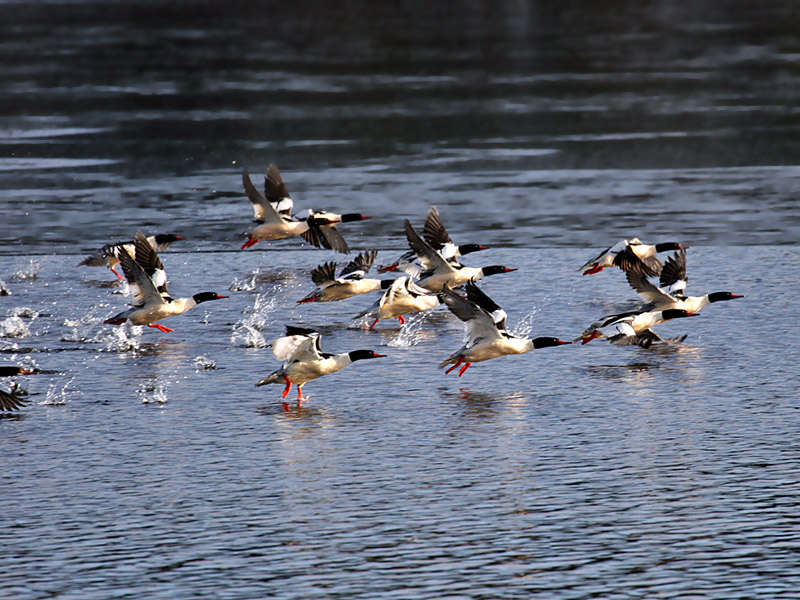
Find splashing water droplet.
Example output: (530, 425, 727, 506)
(194, 355, 217, 371)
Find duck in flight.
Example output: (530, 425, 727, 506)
(575, 308, 697, 348)
(104, 231, 227, 333)
(403, 220, 516, 292)
(439, 282, 570, 377)
(240, 164, 369, 253)
(579, 238, 687, 276)
(625, 248, 743, 313)
(298, 250, 389, 303)
(0, 365, 38, 411)
(354, 276, 440, 328)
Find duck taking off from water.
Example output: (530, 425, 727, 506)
(575, 308, 697, 348)
(298, 250, 388, 303)
(625, 248, 743, 313)
(579, 238, 688, 277)
(439, 282, 570, 377)
(104, 231, 227, 333)
(256, 325, 385, 409)
(240, 164, 369, 253)
(0, 365, 38, 411)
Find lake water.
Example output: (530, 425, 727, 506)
(2, 1, 800, 599)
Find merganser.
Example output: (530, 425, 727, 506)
(625, 249, 743, 313)
(0, 365, 38, 411)
(439, 282, 570, 377)
(404, 220, 516, 292)
(240, 165, 369, 253)
(379, 206, 488, 273)
(575, 308, 697, 348)
(79, 233, 184, 280)
(256, 325, 385, 409)
(104, 231, 227, 333)
(579, 238, 687, 276)
(355, 276, 440, 328)
(298, 249, 388, 303)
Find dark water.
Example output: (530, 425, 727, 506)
(2, 1, 800, 598)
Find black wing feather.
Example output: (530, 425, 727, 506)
(660, 249, 687, 290)
(339, 249, 377, 278)
(264, 163, 290, 203)
(284, 325, 319, 337)
(311, 262, 338, 286)
(613, 247, 662, 277)
(422, 206, 453, 249)
(0, 388, 28, 411)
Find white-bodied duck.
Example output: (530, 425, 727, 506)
(240, 164, 369, 253)
(355, 276, 440, 328)
(625, 248, 743, 313)
(298, 249, 389, 303)
(256, 325, 385, 409)
(579, 238, 687, 276)
(439, 282, 570, 377)
(104, 231, 227, 333)
(404, 220, 515, 292)
(575, 308, 697, 347)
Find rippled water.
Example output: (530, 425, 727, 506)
(3, 1, 800, 599)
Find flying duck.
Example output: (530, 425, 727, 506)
(354, 276, 440, 328)
(439, 282, 570, 377)
(240, 164, 369, 253)
(575, 308, 697, 348)
(298, 249, 388, 303)
(579, 238, 687, 276)
(104, 231, 227, 332)
(256, 325, 385, 409)
(625, 248, 743, 313)
(404, 220, 515, 292)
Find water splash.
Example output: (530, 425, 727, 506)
(387, 313, 425, 347)
(43, 377, 81, 406)
(194, 355, 217, 371)
(511, 307, 542, 339)
(138, 380, 168, 404)
(62, 303, 108, 343)
(10, 260, 40, 282)
(231, 292, 277, 348)
(96, 323, 142, 353)
(229, 271, 259, 292)
(1, 314, 33, 338)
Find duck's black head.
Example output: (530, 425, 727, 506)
(341, 213, 371, 223)
(458, 243, 490, 256)
(193, 292, 228, 304)
(0, 365, 39, 377)
(662, 308, 698, 320)
(708, 291, 743, 303)
(532, 337, 572, 349)
(655, 242, 689, 252)
(481, 265, 518, 277)
(154, 233, 185, 245)
(348, 349, 386, 362)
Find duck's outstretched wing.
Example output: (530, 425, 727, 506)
(339, 249, 377, 280)
(660, 249, 688, 296)
(243, 168, 284, 224)
(422, 206, 453, 249)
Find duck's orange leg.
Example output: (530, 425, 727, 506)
(458, 362, 472, 377)
(445, 356, 464, 375)
(148, 323, 173, 333)
(282, 376, 293, 398)
(397, 315, 406, 325)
